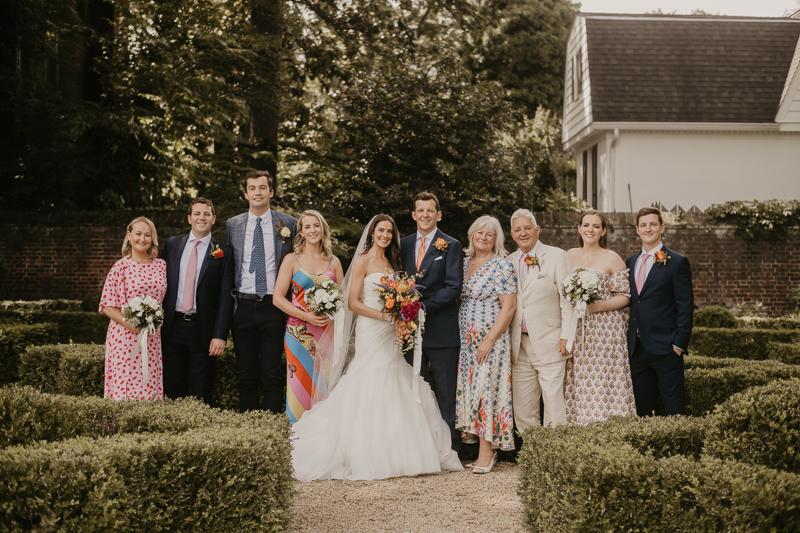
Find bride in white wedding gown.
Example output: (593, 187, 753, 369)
(291, 215, 463, 481)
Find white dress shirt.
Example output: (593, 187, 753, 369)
(240, 210, 277, 295)
(176, 232, 212, 313)
(633, 242, 664, 289)
(415, 229, 436, 266)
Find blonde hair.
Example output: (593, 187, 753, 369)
(122, 216, 159, 258)
(293, 210, 333, 260)
(465, 215, 507, 258)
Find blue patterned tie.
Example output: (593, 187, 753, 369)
(250, 218, 268, 298)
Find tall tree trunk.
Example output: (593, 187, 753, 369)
(249, 0, 281, 192)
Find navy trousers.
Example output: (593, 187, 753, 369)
(162, 317, 217, 405)
(629, 338, 686, 416)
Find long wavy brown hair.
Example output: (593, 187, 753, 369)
(577, 210, 609, 249)
(363, 214, 403, 272)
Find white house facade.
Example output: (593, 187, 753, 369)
(562, 13, 800, 212)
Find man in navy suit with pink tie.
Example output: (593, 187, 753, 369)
(626, 207, 694, 416)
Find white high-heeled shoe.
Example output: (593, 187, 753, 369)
(472, 452, 497, 474)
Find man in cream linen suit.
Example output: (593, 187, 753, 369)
(508, 209, 574, 428)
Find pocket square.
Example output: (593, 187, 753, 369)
(433, 256, 443, 261)
(536, 273, 548, 279)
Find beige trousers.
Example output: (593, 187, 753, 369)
(512, 334, 567, 430)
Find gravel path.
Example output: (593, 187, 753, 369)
(286, 461, 524, 533)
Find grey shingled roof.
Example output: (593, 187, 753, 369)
(584, 15, 800, 123)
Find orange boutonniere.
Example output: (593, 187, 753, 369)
(524, 254, 540, 270)
(208, 244, 224, 259)
(653, 250, 671, 266)
(275, 220, 291, 242)
(434, 238, 449, 252)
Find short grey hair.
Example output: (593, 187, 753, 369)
(510, 209, 538, 229)
(465, 215, 508, 258)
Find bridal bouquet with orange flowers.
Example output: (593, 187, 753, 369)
(375, 270, 426, 354)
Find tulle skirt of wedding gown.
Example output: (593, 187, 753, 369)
(291, 313, 463, 481)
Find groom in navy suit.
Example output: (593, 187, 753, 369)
(162, 197, 234, 405)
(401, 192, 464, 451)
(626, 207, 694, 416)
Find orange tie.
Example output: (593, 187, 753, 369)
(416, 236, 426, 271)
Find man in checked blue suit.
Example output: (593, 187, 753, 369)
(626, 207, 694, 416)
(226, 171, 296, 413)
(401, 192, 464, 452)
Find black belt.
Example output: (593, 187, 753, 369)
(237, 292, 272, 302)
(175, 312, 197, 321)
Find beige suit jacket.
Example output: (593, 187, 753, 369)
(509, 242, 574, 365)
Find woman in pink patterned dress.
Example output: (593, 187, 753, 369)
(564, 210, 636, 424)
(99, 217, 167, 401)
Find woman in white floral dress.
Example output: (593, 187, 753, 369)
(564, 210, 637, 425)
(456, 215, 517, 473)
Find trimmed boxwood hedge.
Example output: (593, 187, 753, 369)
(685, 359, 800, 415)
(705, 379, 800, 474)
(0, 300, 81, 311)
(0, 388, 294, 532)
(693, 305, 737, 328)
(737, 317, 800, 330)
(0, 309, 109, 344)
(19, 344, 105, 397)
(0, 324, 59, 386)
(768, 342, 800, 365)
(689, 327, 800, 360)
(518, 416, 800, 532)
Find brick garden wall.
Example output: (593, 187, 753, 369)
(1, 211, 798, 315)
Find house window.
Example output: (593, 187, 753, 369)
(582, 150, 588, 200)
(573, 48, 583, 101)
(591, 144, 598, 208)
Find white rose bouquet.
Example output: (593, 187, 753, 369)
(121, 295, 164, 385)
(560, 268, 602, 352)
(305, 279, 345, 320)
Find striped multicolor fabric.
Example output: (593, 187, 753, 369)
(285, 267, 336, 424)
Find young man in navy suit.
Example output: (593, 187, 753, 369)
(161, 197, 234, 405)
(401, 192, 464, 451)
(626, 207, 694, 416)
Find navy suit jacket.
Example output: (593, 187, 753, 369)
(626, 246, 694, 356)
(401, 229, 463, 348)
(161, 234, 235, 348)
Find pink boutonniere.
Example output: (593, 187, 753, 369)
(653, 250, 671, 266)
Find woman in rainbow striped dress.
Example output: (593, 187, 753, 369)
(273, 210, 344, 423)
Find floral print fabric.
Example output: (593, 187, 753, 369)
(456, 256, 517, 450)
(99, 256, 167, 401)
(564, 268, 637, 425)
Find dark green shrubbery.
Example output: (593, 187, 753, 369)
(19, 344, 105, 397)
(0, 323, 59, 386)
(80, 290, 102, 312)
(0, 309, 109, 344)
(693, 305, 737, 328)
(213, 342, 240, 410)
(705, 379, 800, 474)
(518, 377, 800, 533)
(685, 359, 800, 415)
(689, 327, 800, 360)
(683, 354, 748, 370)
(768, 342, 800, 365)
(0, 300, 81, 311)
(737, 317, 800, 330)
(0, 390, 294, 532)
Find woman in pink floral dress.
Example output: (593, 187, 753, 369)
(564, 210, 637, 424)
(99, 217, 167, 401)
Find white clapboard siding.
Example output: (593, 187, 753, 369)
(562, 15, 592, 147)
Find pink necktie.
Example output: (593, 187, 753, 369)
(182, 240, 202, 312)
(416, 236, 426, 270)
(636, 253, 650, 293)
